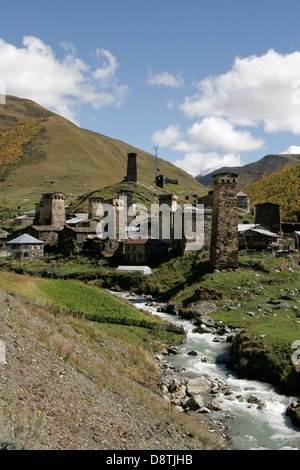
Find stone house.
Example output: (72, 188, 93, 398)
(14, 215, 34, 227)
(21, 225, 64, 248)
(6, 233, 44, 259)
(237, 191, 250, 212)
(58, 226, 118, 256)
(123, 238, 168, 265)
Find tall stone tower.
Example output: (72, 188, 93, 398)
(124, 152, 137, 182)
(34, 192, 65, 228)
(210, 173, 239, 270)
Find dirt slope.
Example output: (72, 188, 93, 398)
(0, 289, 227, 451)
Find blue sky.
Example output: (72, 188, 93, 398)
(1, 0, 300, 176)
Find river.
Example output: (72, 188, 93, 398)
(112, 291, 300, 451)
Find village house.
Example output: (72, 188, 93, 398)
(6, 233, 44, 259)
(238, 224, 282, 250)
(14, 214, 34, 227)
(123, 238, 168, 265)
(198, 190, 250, 212)
(58, 226, 119, 256)
(237, 191, 250, 212)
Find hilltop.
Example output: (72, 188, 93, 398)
(0, 96, 205, 209)
(245, 162, 300, 221)
(195, 153, 300, 190)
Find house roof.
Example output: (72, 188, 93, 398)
(238, 225, 282, 238)
(117, 266, 152, 275)
(237, 191, 249, 197)
(251, 228, 282, 238)
(7, 234, 44, 245)
(238, 224, 259, 232)
(66, 217, 88, 224)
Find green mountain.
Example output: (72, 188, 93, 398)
(0, 96, 205, 210)
(246, 162, 300, 221)
(195, 153, 300, 190)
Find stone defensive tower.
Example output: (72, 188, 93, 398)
(88, 197, 104, 220)
(255, 202, 281, 234)
(210, 173, 239, 270)
(124, 152, 137, 183)
(34, 192, 65, 228)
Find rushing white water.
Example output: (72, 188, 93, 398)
(111, 292, 300, 451)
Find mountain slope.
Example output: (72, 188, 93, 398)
(245, 162, 300, 221)
(195, 154, 300, 190)
(0, 96, 205, 208)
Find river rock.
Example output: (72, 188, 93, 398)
(194, 315, 216, 328)
(208, 401, 223, 412)
(187, 350, 198, 356)
(247, 395, 259, 404)
(193, 324, 214, 334)
(186, 377, 212, 396)
(168, 346, 180, 355)
(184, 394, 204, 411)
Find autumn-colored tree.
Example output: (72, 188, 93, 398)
(0, 119, 45, 176)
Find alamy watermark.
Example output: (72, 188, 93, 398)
(0, 80, 6, 105)
(291, 340, 300, 366)
(95, 196, 204, 251)
(0, 340, 6, 364)
(291, 80, 300, 105)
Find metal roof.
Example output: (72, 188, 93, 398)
(251, 228, 282, 238)
(238, 224, 258, 232)
(7, 234, 44, 245)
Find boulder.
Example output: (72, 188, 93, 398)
(187, 350, 198, 356)
(184, 394, 204, 411)
(186, 377, 212, 396)
(208, 401, 223, 412)
(194, 315, 216, 328)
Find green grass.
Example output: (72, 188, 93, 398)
(1, 250, 299, 392)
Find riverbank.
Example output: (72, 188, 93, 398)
(122, 292, 300, 450)
(3, 250, 299, 399)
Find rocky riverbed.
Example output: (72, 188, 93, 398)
(155, 348, 234, 444)
(137, 294, 300, 450)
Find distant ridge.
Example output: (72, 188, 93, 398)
(195, 153, 300, 190)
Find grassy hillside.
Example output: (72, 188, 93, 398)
(0, 277, 227, 450)
(0, 96, 205, 210)
(195, 154, 300, 190)
(245, 162, 300, 221)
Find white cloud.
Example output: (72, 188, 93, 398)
(187, 117, 265, 153)
(151, 125, 183, 147)
(180, 49, 300, 135)
(174, 152, 242, 177)
(152, 49, 300, 176)
(0, 36, 128, 124)
(280, 145, 300, 154)
(151, 118, 262, 175)
(148, 68, 184, 88)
